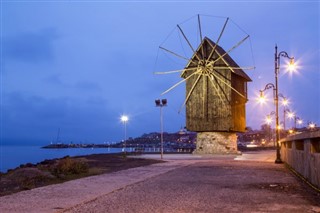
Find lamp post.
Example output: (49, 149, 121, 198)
(308, 122, 316, 130)
(294, 117, 303, 130)
(279, 95, 289, 131)
(121, 115, 129, 157)
(259, 45, 294, 164)
(286, 110, 295, 129)
(283, 108, 295, 131)
(155, 99, 167, 160)
(274, 45, 294, 164)
(265, 111, 275, 146)
(283, 109, 288, 131)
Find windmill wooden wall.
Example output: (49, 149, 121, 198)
(231, 74, 248, 131)
(182, 37, 251, 133)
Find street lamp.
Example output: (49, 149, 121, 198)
(155, 99, 167, 159)
(265, 111, 275, 146)
(281, 97, 289, 107)
(265, 115, 273, 125)
(308, 122, 316, 130)
(274, 45, 294, 163)
(259, 45, 294, 164)
(295, 117, 303, 129)
(277, 94, 290, 131)
(121, 115, 129, 156)
(283, 108, 294, 131)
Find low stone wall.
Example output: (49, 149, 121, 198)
(280, 130, 320, 189)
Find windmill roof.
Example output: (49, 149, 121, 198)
(183, 37, 252, 82)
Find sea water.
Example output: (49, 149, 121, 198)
(0, 145, 123, 173)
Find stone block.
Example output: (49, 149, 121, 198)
(193, 132, 238, 154)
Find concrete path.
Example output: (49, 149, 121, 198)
(1, 151, 319, 213)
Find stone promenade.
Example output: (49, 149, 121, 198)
(1, 150, 319, 213)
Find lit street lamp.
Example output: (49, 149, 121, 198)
(283, 108, 294, 131)
(279, 94, 289, 131)
(265, 111, 275, 146)
(281, 97, 289, 107)
(121, 115, 129, 156)
(155, 99, 167, 160)
(294, 117, 303, 129)
(259, 45, 294, 164)
(265, 115, 273, 125)
(308, 122, 316, 130)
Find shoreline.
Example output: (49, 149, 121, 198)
(0, 145, 124, 173)
(0, 152, 163, 197)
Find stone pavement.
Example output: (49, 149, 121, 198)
(1, 150, 319, 213)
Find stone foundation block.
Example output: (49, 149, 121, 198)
(193, 132, 238, 154)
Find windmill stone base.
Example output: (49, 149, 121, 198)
(193, 132, 239, 154)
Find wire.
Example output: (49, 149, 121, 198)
(200, 14, 228, 20)
(161, 46, 186, 67)
(229, 18, 250, 36)
(153, 48, 160, 73)
(178, 14, 197, 26)
(177, 28, 189, 59)
(249, 37, 256, 71)
(160, 24, 177, 47)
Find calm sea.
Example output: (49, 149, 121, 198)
(0, 145, 124, 173)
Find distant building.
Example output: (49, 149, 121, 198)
(237, 130, 266, 145)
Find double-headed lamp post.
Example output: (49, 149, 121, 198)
(121, 115, 129, 156)
(155, 99, 167, 160)
(259, 45, 294, 164)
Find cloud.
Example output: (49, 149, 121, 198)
(45, 75, 102, 93)
(3, 28, 59, 63)
(1, 90, 181, 145)
(1, 92, 117, 144)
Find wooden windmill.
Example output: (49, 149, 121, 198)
(155, 15, 254, 154)
(182, 36, 252, 132)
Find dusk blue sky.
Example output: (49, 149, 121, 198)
(1, 1, 319, 145)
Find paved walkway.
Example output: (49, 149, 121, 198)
(1, 151, 319, 213)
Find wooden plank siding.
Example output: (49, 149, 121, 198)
(186, 70, 232, 132)
(182, 37, 250, 133)
(231, 75, 248, 132)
